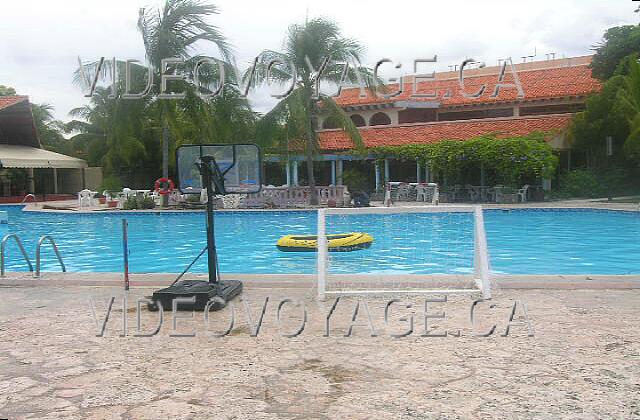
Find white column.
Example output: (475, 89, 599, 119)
(285, 161, 291, 186)
(416, 162, 422, 183)
(390, 110, 399, 125)
(384, 159, 390, 183)
(425, 162, 431, 183)
(337, 160, 343, 186)
(331, 160, 336, 185)
(374, 161, 381, 191)
(27, 168, 35, 194)
(292, 161, 299, 186)
(53, 168, 59, 194)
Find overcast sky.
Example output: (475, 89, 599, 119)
(0, 0, 636, 121)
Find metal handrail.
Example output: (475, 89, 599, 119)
(21, 194, 37, 204)
(34, 235, 66, 278)
(1, 234, 33, 277)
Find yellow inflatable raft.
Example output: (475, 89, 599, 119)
(276, 232, 373, 252)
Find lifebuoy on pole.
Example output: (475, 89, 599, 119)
(154, 178, 175, 195)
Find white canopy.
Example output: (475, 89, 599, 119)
(0, 144, 87, 169)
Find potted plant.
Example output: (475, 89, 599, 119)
(103, 190, 119, 208)
(95, 192, 106, 205)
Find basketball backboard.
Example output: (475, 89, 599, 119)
(176, 144, 262, 194)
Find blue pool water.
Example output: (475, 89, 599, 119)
(1, 206, 639, 275)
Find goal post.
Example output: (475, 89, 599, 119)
(316, 205, 491, 299)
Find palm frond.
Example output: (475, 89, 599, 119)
(320, 94, 365, 152)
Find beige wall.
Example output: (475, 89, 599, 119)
(56, 167, 103, 194)
(547, 133, 570, 151)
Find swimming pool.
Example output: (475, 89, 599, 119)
(1, 206, 639, 275)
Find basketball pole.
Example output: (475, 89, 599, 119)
(200, 156, 225, 288)
(200, 158, 218, 286)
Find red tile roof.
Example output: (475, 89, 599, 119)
(318, 114, 572, 151)
(0, 96, 28, 111)
(336, 62, 600, 108)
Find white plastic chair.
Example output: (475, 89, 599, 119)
(168, 190, 184, 206)
(77, 189, 94, 209)
(416, 183, 439, 204)
(488, 185, 504, 203)
(396, 183, 410, 201)
(428, 183, 439, 205)
(416, 184, 428, 202)
(517, 184, 530, 203)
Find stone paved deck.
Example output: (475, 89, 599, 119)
(16, 197, 640, 213)
(1, 283, 639, 419)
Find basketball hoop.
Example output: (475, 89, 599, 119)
(149, 143, 262, 312)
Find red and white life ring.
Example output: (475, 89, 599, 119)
(154, 178, 175, 195)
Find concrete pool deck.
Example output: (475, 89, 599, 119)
(14, 197, 640, 213)
(0, 282, 639, 419)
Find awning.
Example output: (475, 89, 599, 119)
(0, 144, 87, 169)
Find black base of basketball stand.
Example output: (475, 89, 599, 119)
(149, 155, 242, 312)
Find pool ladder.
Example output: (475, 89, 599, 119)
(0, 234, 66, 278)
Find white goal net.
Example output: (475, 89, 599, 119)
(316, 206, 491, 298)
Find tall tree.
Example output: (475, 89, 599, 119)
(66, 87, 153, 175)
(591, 25, 640, 80)
(616, 59, 640, 162)
(251, 18, 370, 203)
(137, 0, 231, 178)
(74, 1, 247, 186)
(0, 85, 17, 96)
(31, 103, 67, 152)
(569, 75, 629, 166)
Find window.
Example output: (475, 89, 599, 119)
(370, 112, 391, 126)
(350, 114, 366, 127)
(519, 104, 584, 116)
(438, 108, 513, 122)
(398, 108, 437, 124)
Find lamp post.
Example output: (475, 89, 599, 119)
(606, 136, 613, 202)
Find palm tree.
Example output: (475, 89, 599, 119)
(66, 87, 152, 172)
(616, 58, 640, 160)
(137, 0, 231, 178)
(31, 103, 67, 153)
(74, 0, 234, 186)
(252, 18, 370, 204)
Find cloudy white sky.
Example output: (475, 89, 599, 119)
(0, 0, 636, 121)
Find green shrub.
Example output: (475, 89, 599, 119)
(138, 196, 156, 209)
(556, 170, 606, 198)
(122, 195, 156, 210)
(122, 196, 138, 210)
